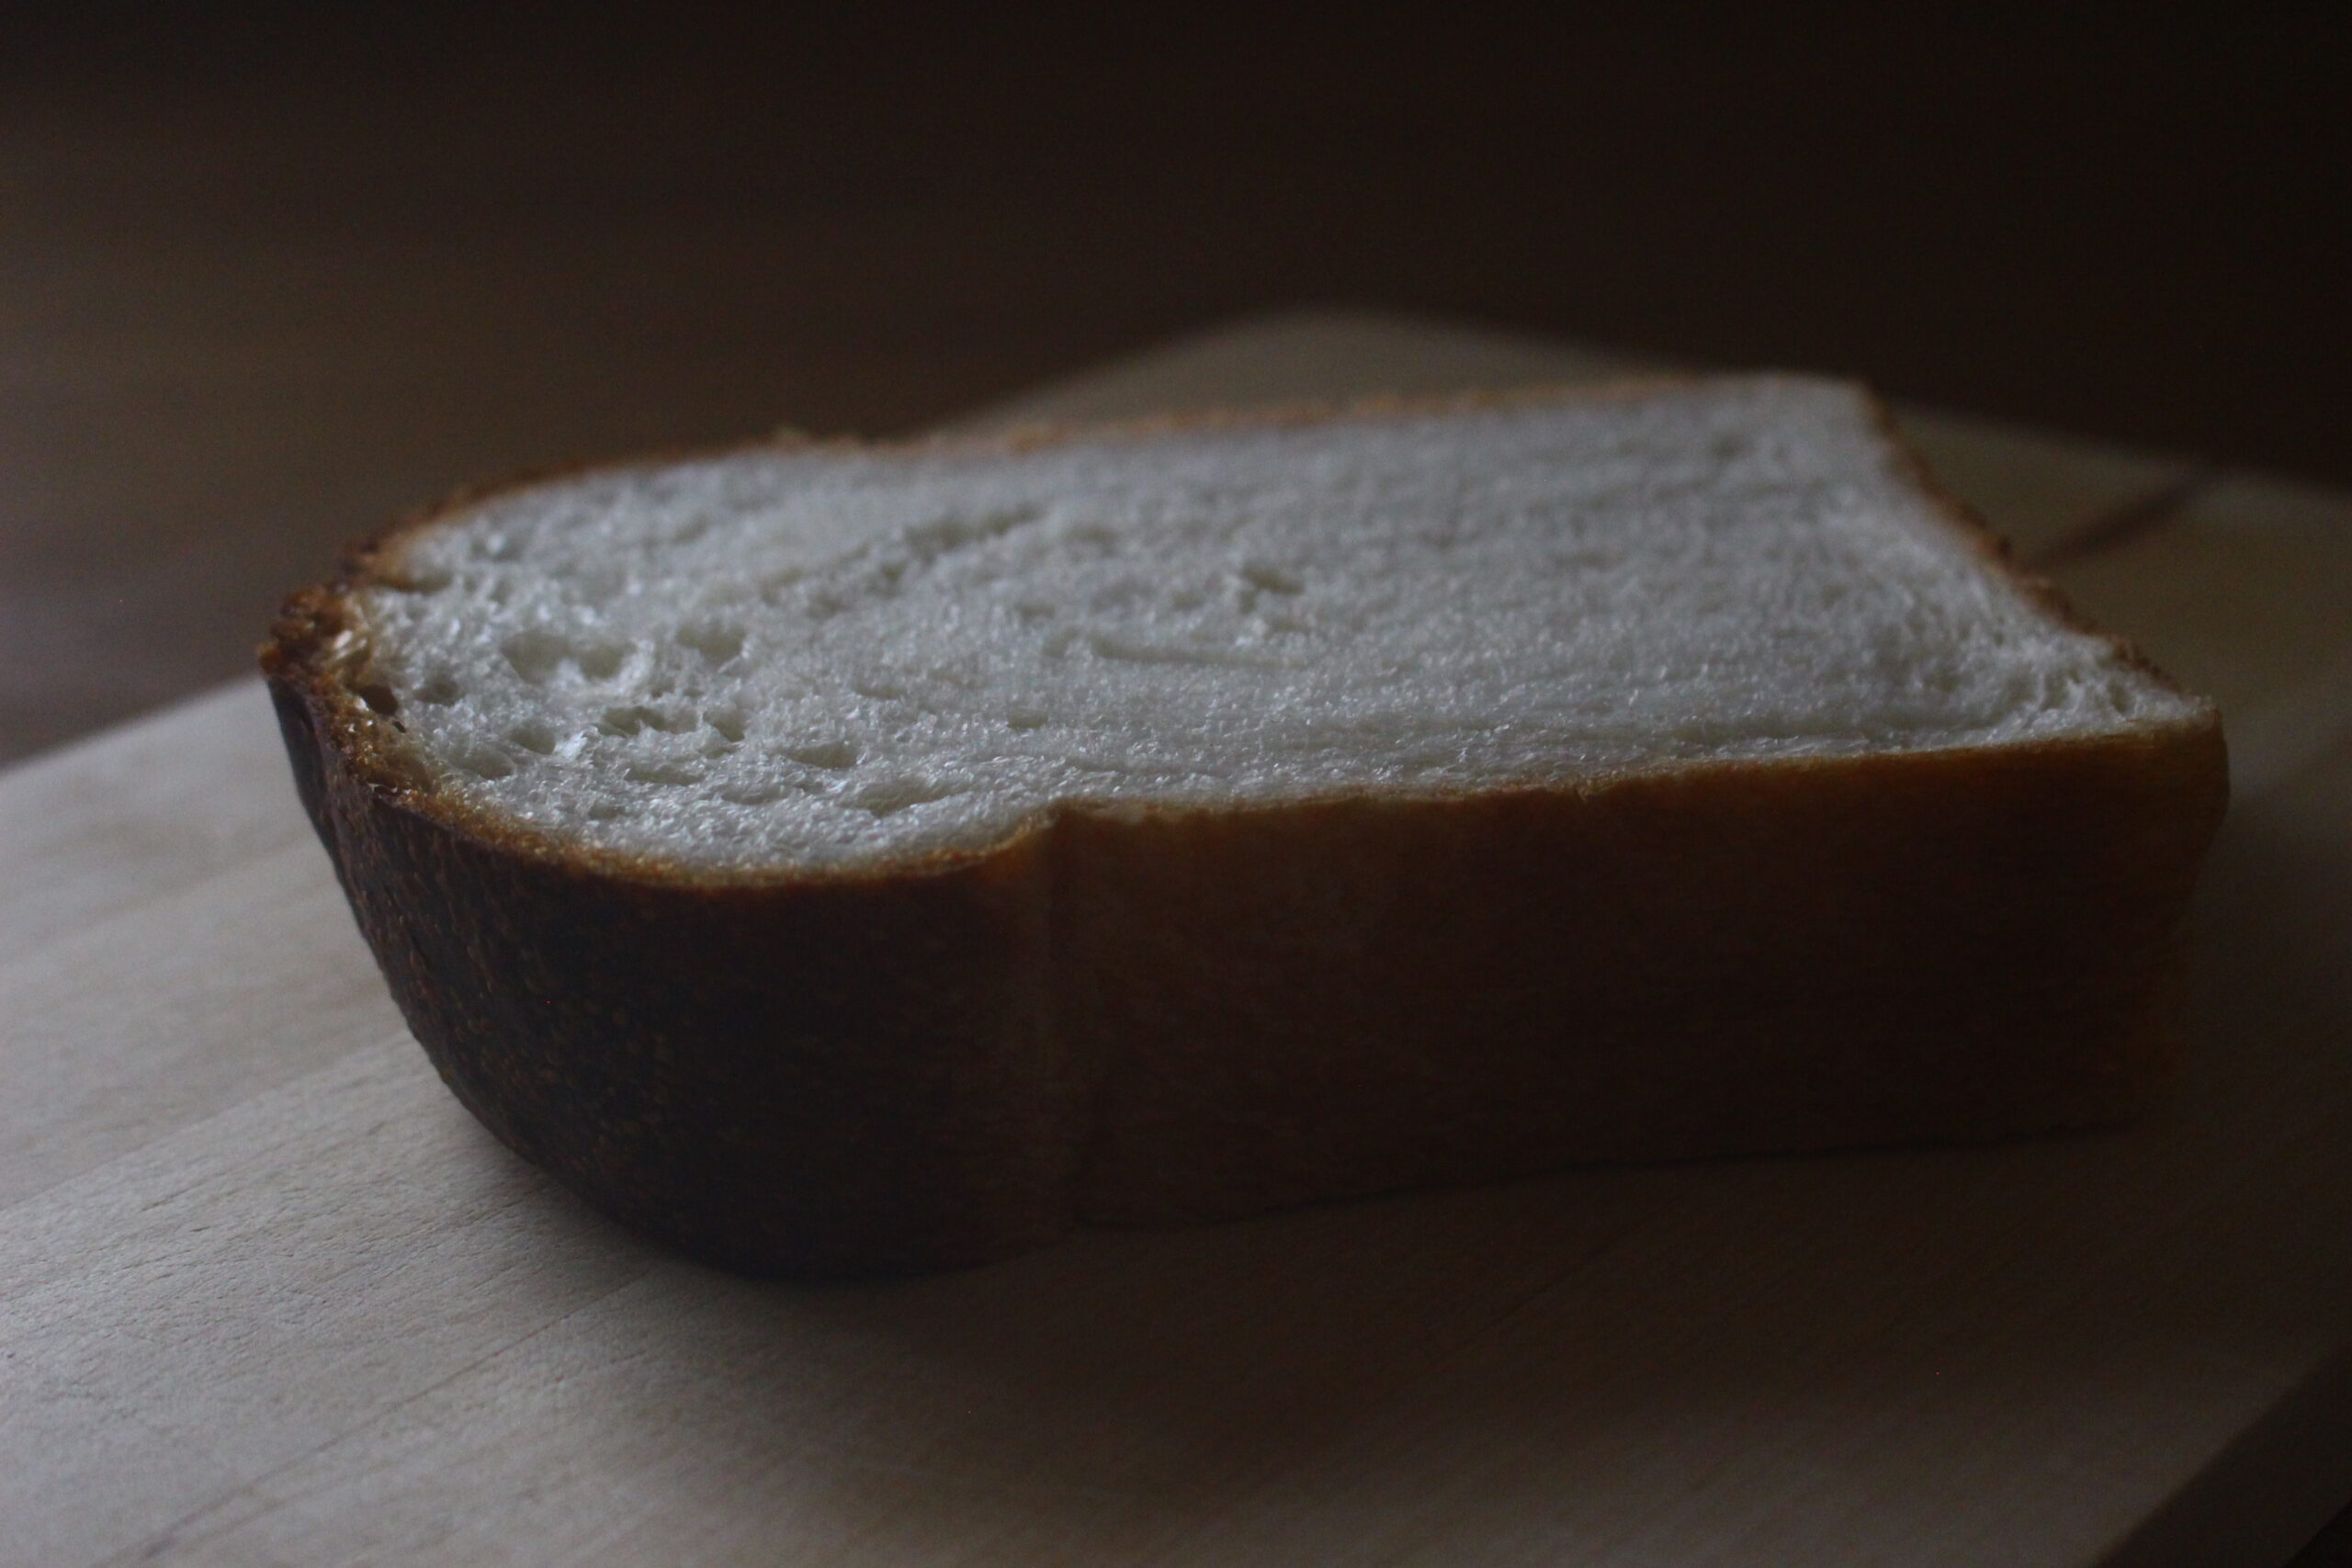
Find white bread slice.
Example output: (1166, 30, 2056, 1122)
(263, 378, 2227, 1277)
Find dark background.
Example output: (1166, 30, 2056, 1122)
(0, 3, 2345, 761)
(10, 5, 2344, 461)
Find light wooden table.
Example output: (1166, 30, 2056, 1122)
(7, 314, 2352, 1566)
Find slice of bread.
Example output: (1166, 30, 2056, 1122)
(263, 378, 2227, 1278)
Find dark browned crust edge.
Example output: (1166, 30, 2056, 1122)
(260, 378, 2231, 1277)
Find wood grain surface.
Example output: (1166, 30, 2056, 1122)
(6, 316, 2352, 1566)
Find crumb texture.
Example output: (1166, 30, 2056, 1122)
(350, 378, 2200, 868)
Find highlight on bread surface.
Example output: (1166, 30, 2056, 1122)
(264, 377, 2228, 1276)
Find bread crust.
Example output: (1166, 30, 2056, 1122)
(262, 381, 2230, 1276)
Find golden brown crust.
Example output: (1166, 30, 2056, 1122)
(261, 381, 2231, 1276)
(1061, 723, 2226, 1224)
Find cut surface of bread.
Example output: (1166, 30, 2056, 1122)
(347, 379, 2196, 871)
(265, 378, 2228, 1277)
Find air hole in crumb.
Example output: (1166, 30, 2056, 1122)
(672, 516, 711, 546)
(576, 643, 627, 680)
(904, 502, 1045, 554)
(717, 784, 786, 807)
(462, 750, 515, 781)
(627, 761, 704, 787)
(586, 801, 627, 822)
(379, 565, 453, 594)
(787, 741, 859, 770)
(706, 708, 747, 742)
(356, 682, 401, 716)
(1239, 561, 1304, 595)
(679, 622, 745, 664)
(502, 629, 568, 683)
(852, 678, 904, 700)
(1005, 707, 1048, 730)
(851, 778, 959, 817)
(600, 705, 690, 737)
(414, 671, 463, 705)
(1014, 602, 1055, 623)
(507, 722, 557, 754)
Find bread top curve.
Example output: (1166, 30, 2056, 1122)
(265, 377, 2215, 881)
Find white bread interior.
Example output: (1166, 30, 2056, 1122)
(348, 378, 2204, 871)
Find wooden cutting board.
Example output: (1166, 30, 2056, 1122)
(8, 312, 2352, 1568)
